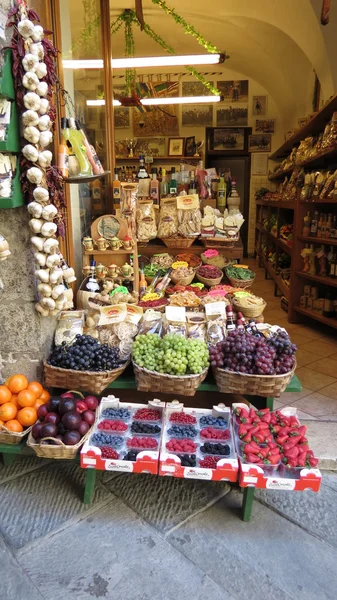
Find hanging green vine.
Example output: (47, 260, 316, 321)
(72, 0, 100, 56)
(124, 10, 137, 94)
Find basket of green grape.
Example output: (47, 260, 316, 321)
(132, 333, 209, 396)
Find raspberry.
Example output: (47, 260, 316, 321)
(127, 436, 158, 449)
(98, 420, 128, 432)
(199, 456, 221, 469)
(133, 408, 161, 421)
(101, 447, 119, 459)
(166, 439, 197, 453)
(169, 412, 197, 425)
(200, 427, 230, 440)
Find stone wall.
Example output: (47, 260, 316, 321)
(0, 207, 55, 383)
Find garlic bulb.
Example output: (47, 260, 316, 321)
(24, 126, 40, 144)
(33, 187, 49, 205)
(37, 282, 52, 296)
(38, 98, 49, 115)
(29, 218, 43, 233)
(39, 130, 53, 148)
(23, 144, 39, 162)
(51, 284, 65, 299)
(23, 92, 41, 111)
(35, 252, 47, 267)
(42, 204, 58, 221)
(38, 115, 51, 131)
(32, 25, 44, 42)
(35, 62, 47, 79)
(23, 54, 39, 72)
(31, 236, 46, 251)
(22, 109, 40, 127)
(23, 71, 39, 91)
(36, 81, 48, 97)
(49, 268, 63, 285)
(18, 19, 35, 39)
(41, 222, 57, 237)
(38, 150, 52, 168)
(30, 42, 44, 60)
(35, 302, 50, 317)
(27, 167, 43, 185)
(44, 238, 59, 254)
(46, 253, 61, 268)
(40, 297, 56, 311)
(55, 298, 66, 311)
(62, 266, 76, 283)
(35, 268, 50, 283)
(28, 201, 43, 218)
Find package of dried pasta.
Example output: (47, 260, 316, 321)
(176, 194, 201, 237)
(158, 198, 178, 238)
(136, 200, 157, 242)
(121, 182, 138, 240)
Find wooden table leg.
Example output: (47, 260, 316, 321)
(241, 486, 255, 521)
(83, 468, 97, 505)
(266, 397, 274, 410)
(2, 453, 17, 466)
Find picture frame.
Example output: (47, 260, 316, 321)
(185, 135, 196, 156)
(216, 105, 248, 127)
(181, 104, 213, 127)
(136, 137, 166, 157)
(212, 128, 245, 151)
(168, 137, 185, 157)
(248, 134, 272, 153)
(217, 80, 249, 104)
(252, 96, 268, 116)
(255, 119, 275, 133)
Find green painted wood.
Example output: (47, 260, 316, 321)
(0, 101, 20, 153)
(83, 468, 97, 505)
(0, 438, 26, 454)
(241, 486, 255, 521)
(0, 50, 15, 100)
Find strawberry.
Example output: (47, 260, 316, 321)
(264, 435, 273, 444)
(253, 434, 265, 444)
(289, 430, 301, 438)
(246, 453, 262, 463)
(298, 425, 307, 436)
(252, 415, 261, 424)
(297, 455, 306, 467)
(269, 447, 281, 455)
(243, 443, 260, 454)
(242, 433, 252, 443)
(308, 456, 319, 468)
(276, 434, 289, 445)
(267, 454, 281, 465)
(256, 408, 270, 416)
(289, 416, 299, 427)
(261, 412, 271, 424)
(244, 424, 254, 431)
(238, 425, 248, 438)
(270, 413, 278, 426)
(284, 446, 299, 460)
(257, 447, 269, 459)
(270, 424, 281, 434)
(283, 438, 300, 451)
(267, 440, 278, 449)
(258, 422, 270, 430)
(249, 425, 261, 436)
(249, 408, 256, 420)
(287, 458, 298, 468)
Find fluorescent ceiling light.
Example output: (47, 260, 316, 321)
(86, 99, 121, 106)
(141, 95, 222, 106)
(63, 54, 223, 70)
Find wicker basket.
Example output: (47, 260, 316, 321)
(133, 362, 208, 396)
(44, 360, 130, 395)
(225, 268, 255, 289)
(0, 424, 32, 445)
(27, 428, 93, 460)
(201, 253, 229, 269)
(160, 237, 195, 249)
(170, 269, 195, 286)
(196, 266, 223, 287)
(176, 253, 202, 268)
(232, 298, 266, 318)
(213, 360, 296, 398)
(201, 237, 237, 248)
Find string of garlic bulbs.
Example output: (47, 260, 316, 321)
(15, 3, 76, 317)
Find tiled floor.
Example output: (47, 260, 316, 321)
(248, 257, 337, 422)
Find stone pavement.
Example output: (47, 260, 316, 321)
(1, 456, 337, 600)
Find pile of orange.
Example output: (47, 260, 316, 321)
(0, 375, 50, 433)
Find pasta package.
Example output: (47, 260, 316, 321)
(177, 194, 201, 238)
(121, 182, 138, 240)
(136, 200, 157, 242)
(158, 198, 178, 238)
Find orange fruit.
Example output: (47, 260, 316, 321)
(27, 381, 43, 399)
(0, 419, 4, 427)
(39, 389, 51, 402)
(17, 389, 36, 408)
(0, 385, 12, 405)
(17, 407, 37, 427)
(34, 398, 46, 410)
(0, 402, 18, 422)
(10, 394, 19, 408)
(5, 419, 23, 433)
(7, 374, 28, 394)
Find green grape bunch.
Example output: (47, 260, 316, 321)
(132, 333, 209, 375)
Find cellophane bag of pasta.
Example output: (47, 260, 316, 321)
(177, 193, 201, 238)
(121, 182, 138, 240)
(136, 200, 157, 242)
(158, 198, 178, 238)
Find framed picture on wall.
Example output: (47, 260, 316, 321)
(255, 119, 275, 133)
(136, 137, 166, 157)
(217, 80, 249, 103)
(182, 104, 213, 127)
(168, 137, 185, 157)
(252, 96, 268, 116)
(248, 134, 271, 152)
(216, 105, 248, 126)
(185, 136, 196, 156)
(212, 128, 245, 151)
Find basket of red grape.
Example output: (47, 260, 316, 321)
(44, 335, 130, 394)
(210, 329, 297, 396)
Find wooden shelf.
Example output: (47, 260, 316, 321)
(300, 198, 337, 204)
(295, 270, 337, 288)
(294, 306, 337, 329)
(269, 146, 337, 179)
(84, 249, 134, 255)
(255, 223, 292, 255)
(256, 199, 295, 209)
(115, 156, 199, 161)
(270, 93, 337, 158)
(64, 171, 110, 184)
(256, 248, 290, 300)
(277, 239, 293, 255)
(274, 274, 290, 299)
(298, 235, 337, 246)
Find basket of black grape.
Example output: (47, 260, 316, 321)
(44, 335, 130, 395)
(210, 328, 297, 397)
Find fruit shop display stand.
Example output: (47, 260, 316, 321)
(0, 371, 302, 520)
